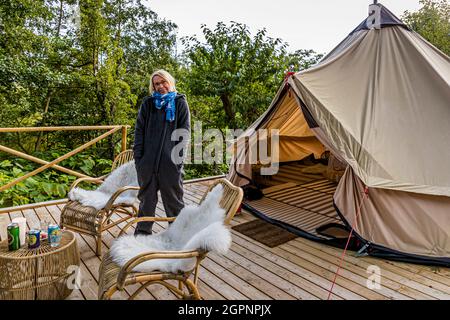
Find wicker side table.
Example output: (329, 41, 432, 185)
(0, 230, 80, 300)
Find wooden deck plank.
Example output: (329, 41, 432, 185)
(191, 265, 248, 300)
(1, 179, 449, 300)
(281, 244, 404, 300)
(8, 209, 25, 225)
(200, 258, 272, 300)
(157, 190, 324, 299)
(290, 238, 450, 299)
(21, 208, 42, 230)
(375, 260, 450, 286)
(230, 242, 322, 300)
(361, 258, 450, 297)
(230, 227, 365, 300)
(287, 240, 435, 300)
(48, 225, 104, 301)
(66, 289, 85, 300)
(232, 214, 394, 300)
(153, 197, 296, 300)
(74, 230, 131, 300)
(235, 213, 450, 300)
(74, 259, 102, 300)
(48, 205, 147, 300)
(196, 279, 227, 300)
(49, 207, 137, 300)
(229, 214, 366, 300)
(207, 249, 295, 300)
(262, 183, 298, 195)
(53, 204, 172, 300)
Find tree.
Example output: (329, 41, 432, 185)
(0, 0, 180, 205)
(402, 0, 450, 55)
(181, 22, 286, 129)
(0, 0, 76, 151)
(102, 0, 178, 103)
(0, 0, 179, 156)
(182, 22, 323, 130)
(285, 49, 324, 73)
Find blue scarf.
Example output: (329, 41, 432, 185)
(152, 92, 176, 122)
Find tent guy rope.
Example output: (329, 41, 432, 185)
(327, 186, 369, 300)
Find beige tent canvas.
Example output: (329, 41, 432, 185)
(227, 3, 450, 265)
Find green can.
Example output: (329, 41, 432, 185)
(7, 223, 20, 251)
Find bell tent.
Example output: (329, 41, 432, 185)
(227, 3, 450, 266)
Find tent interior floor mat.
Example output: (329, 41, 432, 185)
(246, 179, 340, 238)
(253, 162, 326, 187)
(261, 182, 297, 195)
(232, 219, 298, 247)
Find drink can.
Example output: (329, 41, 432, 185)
(7, 223, 20, 251)
(27, 229, 41, 249)
(40, 231, 48, 241)
(48, 224, 62, 247)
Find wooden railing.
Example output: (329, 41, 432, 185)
(0, 125, 129, 200)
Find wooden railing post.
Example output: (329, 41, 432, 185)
(0, 125, 131, 210)
(121, 126, 128, 152)
(0, 127, 121, 193)
(0, 145, 89, 179)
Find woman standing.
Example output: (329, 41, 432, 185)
(133, 70, 190, 235)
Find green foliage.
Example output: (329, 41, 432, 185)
(38, 149, 113, 175)
(402, 0, 450, 55)
(0, 158, 75, 207)
(0, 0, 177, 153)
(0, 151, 113, 207)
(184, 163, 229, 181)
(0, 1, 447, 207)
(182, 22, 284, 129)
(181, 22, 323, 129)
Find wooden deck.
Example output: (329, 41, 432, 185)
(1, 179, 450, 300)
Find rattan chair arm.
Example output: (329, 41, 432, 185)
(69, 177, 104, 191)
(116, 249, 206, 290)
(118, 216, 177, 237)
(103, 186, 140, 211)
(96, 173, 110, 180)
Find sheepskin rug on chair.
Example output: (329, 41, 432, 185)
(109, 184, 232, 273)
(68, 161, 138, 210)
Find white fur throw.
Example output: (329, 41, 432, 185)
(68, 161, 139, 210)
(109, 184, 232, 273)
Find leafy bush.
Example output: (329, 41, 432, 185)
(184, 163, 229, 181)
(0, 150, 114, 208)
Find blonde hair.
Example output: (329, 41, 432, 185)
(149, 69, 176, 94)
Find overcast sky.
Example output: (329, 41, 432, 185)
(144, 0, 421, 54)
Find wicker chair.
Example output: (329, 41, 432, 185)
(60, 150, 138, 256)
(98, 178, 243, 300)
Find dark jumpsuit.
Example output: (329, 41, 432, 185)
(133, 94, 190, 234)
